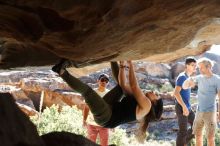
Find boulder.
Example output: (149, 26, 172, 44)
(0, 1, 220, 69)
(0, 93, 45, 146)
(41, 132, 100, 146)
(136, 62, 171, 78)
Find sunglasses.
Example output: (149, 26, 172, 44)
(100, 78, 109, 83)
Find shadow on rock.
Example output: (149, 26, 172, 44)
(42, 131, 116, 146)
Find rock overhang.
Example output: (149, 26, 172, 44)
(0, 0, 220, 69)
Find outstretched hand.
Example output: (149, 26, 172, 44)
(119, 61, 125, 66)
(127, 60, 132, 64)
(119, 61, 129, 69)
(119, 60, 133, 68)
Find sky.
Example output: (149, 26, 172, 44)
(207, 44, 220, 55)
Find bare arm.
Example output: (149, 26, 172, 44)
(173, 86, 189, 116)
(118, 61, 133, 94)
(127, 61, 151, 119)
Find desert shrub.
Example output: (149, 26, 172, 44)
(30, 105, 128, 146)
(203, 128, 220, 145)
(145, 84, 159, 92)
(159, 82, 173, 93)
(189, 128, 220, 146)
(109, 128, 129, 146)
(215, 129, 220, 145)
(31, 105, 86, 136)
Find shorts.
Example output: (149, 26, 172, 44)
(192, 111, 217, 137)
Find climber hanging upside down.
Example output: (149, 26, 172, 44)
(52, 60, 163, 140)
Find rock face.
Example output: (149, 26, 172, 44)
(170, 62, 185, 87)
(0, 93, 107, 146)
(41, 132, 100, 146)
(0, 69, 86, 117)
(0, 0, 220, 69)
(136, 62, 171, 78)
(0, 93, 45, 146)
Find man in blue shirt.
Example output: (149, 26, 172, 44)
(183, 57, 220, 146)
(173, 57, 197, 146)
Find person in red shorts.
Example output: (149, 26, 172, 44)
(83, 74, 110, 146)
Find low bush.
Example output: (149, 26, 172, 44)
(30, 105, 128, 146)
(159, 82, 173, 93)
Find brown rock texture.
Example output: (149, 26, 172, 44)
(136, 62, 171, 78)
(0, 70, 86, 114)
(0, 93, 45, 146)
(16, 102, 39, 117)
(0, 0, 220, 69)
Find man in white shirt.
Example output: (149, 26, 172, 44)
(83, 74, 110, 146)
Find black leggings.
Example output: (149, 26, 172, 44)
(60, 62, 123, 126)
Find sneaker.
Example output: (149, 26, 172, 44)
(52, 59, 73, 74)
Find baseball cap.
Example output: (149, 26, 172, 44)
(98, 73, 109, 81)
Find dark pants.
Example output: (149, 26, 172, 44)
(60, 62, 123, 126)
(175, 103, 195, 146)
